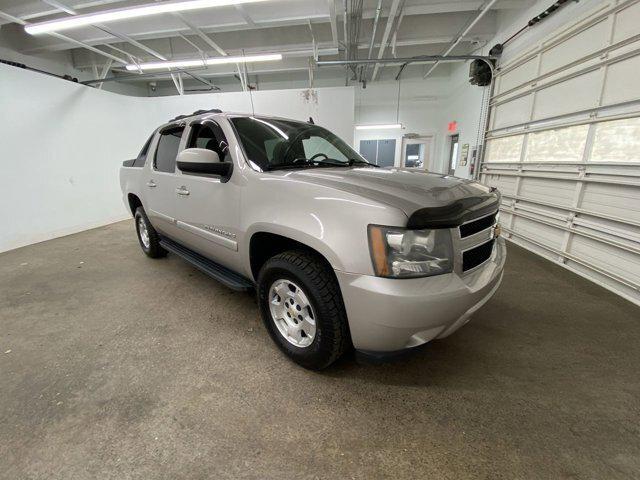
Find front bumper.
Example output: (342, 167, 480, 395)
(336, 237, 506, 352)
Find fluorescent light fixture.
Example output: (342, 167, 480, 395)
(125, 53, 283, 71)
(25, 0, 267, 35)
(355, 124, 403, 130)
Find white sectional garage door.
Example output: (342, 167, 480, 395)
(481, 0, 640, 305)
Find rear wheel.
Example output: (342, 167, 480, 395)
(134, 207, 166, 258)
(257, 251, 349, 370)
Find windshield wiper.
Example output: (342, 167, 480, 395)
(348, 158, 379, 168)
(267, 157, 379, 171)
(267, 157, 349, 171)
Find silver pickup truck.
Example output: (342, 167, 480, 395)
(120, 108, 506, 369)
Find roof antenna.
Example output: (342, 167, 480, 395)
(243, 49, 256, 117)
(308, 117, 314, 124)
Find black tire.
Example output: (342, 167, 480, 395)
(257, 250, 350, 370)
(134, 207, 167, 258)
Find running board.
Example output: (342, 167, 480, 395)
(159, 237, 254, 291)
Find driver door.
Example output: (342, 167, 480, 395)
(172, 119, 243, 273)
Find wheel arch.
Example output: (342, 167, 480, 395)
(127, 193, 143, 216)
(247, 226, 343, 281)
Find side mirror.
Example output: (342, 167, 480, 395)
(177, 148, 233, 180)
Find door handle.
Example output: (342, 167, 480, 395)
(146, 180, 157, 188)
(176, 186, 190, 196)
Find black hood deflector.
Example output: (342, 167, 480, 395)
(406, 192, 500, 229)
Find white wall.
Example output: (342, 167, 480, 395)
(143, 86, 355, 146)
(353, 76, 449, 172)
(0, 62, 354, 253)
(435, 63, 489, 178)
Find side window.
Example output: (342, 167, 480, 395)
(133, 133, 154, 167)
(188, 122, 229, 161)
(154, 126, 184, 173)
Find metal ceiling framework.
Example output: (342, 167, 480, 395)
(0, 0, 514, 90)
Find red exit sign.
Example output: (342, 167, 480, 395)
(448, 121, 458, 133)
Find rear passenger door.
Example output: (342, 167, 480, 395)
(172, 119, 242, 272)
(144, 123, 185, 239)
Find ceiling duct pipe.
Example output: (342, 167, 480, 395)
(359, 0, 382, 83)
(423, 0, 499, 79)
(318, 54, 496, 67)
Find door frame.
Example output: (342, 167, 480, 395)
(447, 134, 460, 176)
(400, 135, 435, 170)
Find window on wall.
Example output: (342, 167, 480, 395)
(591, 117, 640, 162)
(358, 139, 396, 167)
(484, 135, 524, 163)
(525, 124, 589, 163)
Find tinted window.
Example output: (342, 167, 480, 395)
(133, 133, 155, 167)
(154, 127, 184, 173)
(187, 122, 229, 161)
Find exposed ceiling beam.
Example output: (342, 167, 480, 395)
(423, 0, 499, 78)
(370, 0, 401, 81)
(0, 8, 128, 64)
(38, 0, 168, 62)
(326, 0, 338, 47)
(49, 31, 128, 63)
(40, 0, 76, 15)
(0, 9, 24, 24)
(234, 3, 256, 27)
(172, 12, 227, 56)
(96, 57, 113, 89)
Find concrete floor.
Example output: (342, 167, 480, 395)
(1, 221, 639, 480)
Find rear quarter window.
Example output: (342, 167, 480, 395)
(132, 133, 155, 167)
(154, 127, 185, 173)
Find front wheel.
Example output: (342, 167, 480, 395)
(257, 251, 350, 370)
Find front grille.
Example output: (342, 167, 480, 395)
(459, 213, 496, 238)
(463, 239, 495, 271)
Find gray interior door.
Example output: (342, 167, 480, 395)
(376, 139, 396, 167)
(359, 140, 377, 164)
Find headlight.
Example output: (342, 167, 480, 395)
(368, 225, 453, 278)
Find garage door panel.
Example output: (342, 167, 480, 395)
(484, 1, 640, 305)
(568, 235, 640, 284)
(518, 178, 576, 206)
(574, 217, 640, 250)
(539, 19, 609, 75)
(591, 116, 640, 162)
(533, 70, 600, 120)
(580, 183, 640, 222)
(497, 57, 538, 95)
(488, 175, 518, 195)
(492, 96, 532, 129)
(515, 200, 570, 222)
(565, 259, 639, 302)
(601, 55, 640, 106)
(613, 1, 640, 43)
(485, 135, 524, 162)
(511, 216, 566, 249)
(525, 125, 589, 163)
(509, 235, 560, 261)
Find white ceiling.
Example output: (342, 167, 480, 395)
(0, 0, 532, 91)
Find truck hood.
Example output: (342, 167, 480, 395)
(288, 167, 498, 224)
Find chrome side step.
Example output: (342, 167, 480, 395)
(159, 236, 254, 292)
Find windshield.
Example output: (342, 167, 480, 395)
(231, 116, 368, 171)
